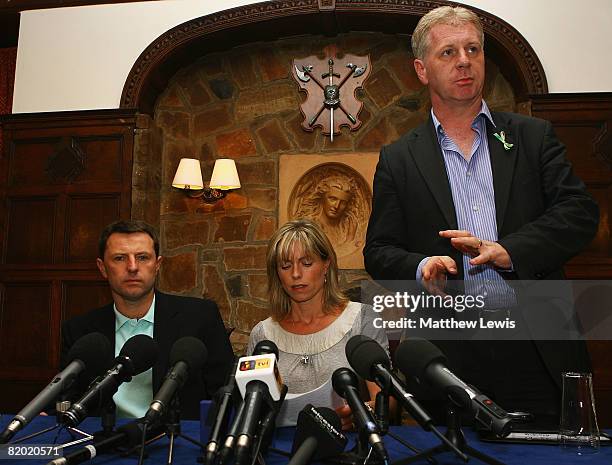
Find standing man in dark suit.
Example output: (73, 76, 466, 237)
(364, 6, 599, 424)
(62, 220, 234, 420)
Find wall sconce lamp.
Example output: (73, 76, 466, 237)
(172, 158, 241, 203)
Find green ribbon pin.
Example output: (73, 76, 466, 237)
(493, 131, 513, 150)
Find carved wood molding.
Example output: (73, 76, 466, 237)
(530, 93, 612, 113)
(120, 0, 548, 114)
(318, 0, 336, 10)
(0, 108, 138, 129)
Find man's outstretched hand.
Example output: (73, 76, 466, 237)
(421, 255, 457, 295)
(439, 230, 512, 270)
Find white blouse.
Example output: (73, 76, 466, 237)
(247, 302, 389, 394)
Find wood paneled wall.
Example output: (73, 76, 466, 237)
(532, 93, 612, 278)
(0, 47, 17, 164)
(532, 93, 612, 426)
(0, 110, 136, 412)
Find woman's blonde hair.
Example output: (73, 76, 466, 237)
(267, 219, 348, 320)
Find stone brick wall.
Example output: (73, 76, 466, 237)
(135, 32, 516, 354)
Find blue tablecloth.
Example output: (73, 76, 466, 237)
(0, 415, 610, 464)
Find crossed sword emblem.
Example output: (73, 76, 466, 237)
(295, 58, 367, 142)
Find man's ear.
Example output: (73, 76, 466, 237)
(155, 256, 163, 273)
(414, 59, 428, 85)
(96, 258, 108, 279)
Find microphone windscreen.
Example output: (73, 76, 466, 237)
(394, 338, 447, 379)
(169, 336, 208, 376)
(253, 339, 279, 358)
(292, 404, 346, 460)
(67, 332, 113, 382)
(331, 367, 358, 398)
(345, 335, 389, 381)
(119, 334, 159, 375)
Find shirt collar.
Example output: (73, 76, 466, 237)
(114, 294, 156, 332)
(431, 100, 496, 135)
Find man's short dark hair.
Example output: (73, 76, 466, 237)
(98, 220, 160, 258)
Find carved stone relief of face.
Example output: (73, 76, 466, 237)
(322, 185, 352, 220)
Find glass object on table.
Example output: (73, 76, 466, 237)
(559, 372, 600, 455)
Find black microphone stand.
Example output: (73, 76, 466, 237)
(10, 400, 93, 448)
(96, 402, 116, 439)
(336, 393, 387, 465)
(333, 428, 386, 465)
(392, 406, 506, 465)
(373, 381, 435, 464)
(136, 396, 205, 465)
(335, 376, 429, 465)
(165, 397, 205, 464)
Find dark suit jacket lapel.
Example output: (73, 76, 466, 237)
(91, 303, 116, 349)
(411, 117, 458, 230)
(487, 113, 517, 233)
(153, 291, 179, 392)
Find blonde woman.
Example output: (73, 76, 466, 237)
(247, 219, 389, 428)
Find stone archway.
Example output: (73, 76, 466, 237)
(121, 0, 549, 353)
(121, 0, 547, 115)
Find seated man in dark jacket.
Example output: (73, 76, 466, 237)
(61, 219, 234, 420)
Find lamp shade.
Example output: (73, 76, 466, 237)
(209, 159, 241, 190)
(172, 158, 204, 190)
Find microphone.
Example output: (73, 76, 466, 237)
(203, 358, 238, 465)
(217, 399, 246, 465)
(234, 340, 283, 401)
(218, 340, 281, 465)
(374, 389, 389, 435)
(395, 338, 513, 437)
(331, 367, 388, 461)
(61, 334, 159, 427)
(345, 335, 435, 430)
(0, 332, 112, 444)
(47, 419, 161, 465)
(233, 340, 286, 465)
(143, 336, 207, 424)
(288, 404, 347, 465)
(346, 335, 469, 461)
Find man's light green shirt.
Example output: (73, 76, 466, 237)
(112, 296, 155, 418)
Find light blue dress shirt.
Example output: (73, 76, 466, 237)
(112, 296, 155, 418)
(417, 101, 515, 309)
